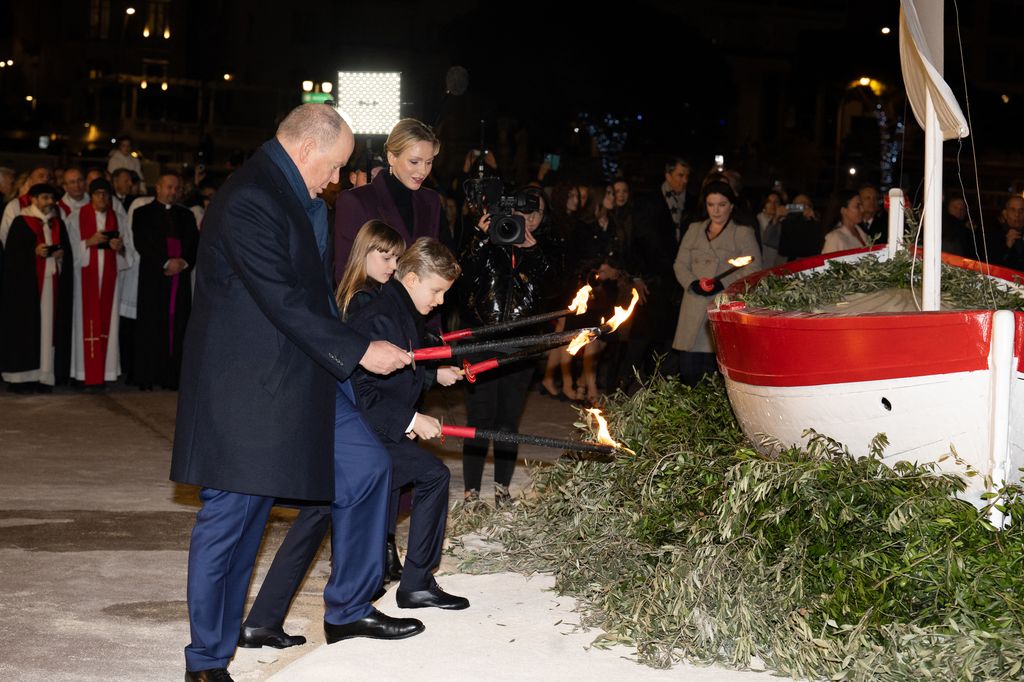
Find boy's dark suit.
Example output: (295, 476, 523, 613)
(241, 279, 450, 634)
(347, 278, 451, 592)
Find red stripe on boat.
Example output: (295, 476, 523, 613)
(708, 248, 1024, 387)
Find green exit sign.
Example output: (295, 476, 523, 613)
(302, 92, 331, 103)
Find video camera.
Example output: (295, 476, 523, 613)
(463, 177, 540, 246)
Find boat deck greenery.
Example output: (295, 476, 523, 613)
(739, 250, 1024, 313)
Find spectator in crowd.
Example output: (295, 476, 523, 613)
(777, 193, 823, 260)
(2, 166, 53, 243)
(994, 194, 1024, 271)
(107, 136, 147, 193)
(111, 168, 140, 216)
(757, 190, 787, 267)
(540, 182, 583, 401)
(672, 181, 760, 385)
(858, 184, 887, 243)
(131, 172, 198, 390)
(942, 194, 975, 258)
(823, 190, 871, 253)
(459, 186, 552, 506)
(0, 167, 15, 204)
(57, 167, 90, 220)
(0, 183, 73, 393)
(574, 184, 628, 403)
(66, 179, 130, 389)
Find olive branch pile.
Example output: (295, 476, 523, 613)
(740, 249, 1024, 312)
(450, 376, 1024, 680)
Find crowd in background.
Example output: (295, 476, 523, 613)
(1, 125, 1023, 401)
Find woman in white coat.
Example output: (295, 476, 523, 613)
(822, 190, 870, 253)
(672, 181, 761, 385)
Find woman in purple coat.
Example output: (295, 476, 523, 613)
(333, 119, 442, 283)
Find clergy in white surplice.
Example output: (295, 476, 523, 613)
(66, 179, 133, 387)
(57, 167, 90, 221)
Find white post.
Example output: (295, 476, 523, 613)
(887, 188, 904, 259)
(988, 310, 1015, 528)
(920, 0, 944, 311)
(922, 91, 943, 310)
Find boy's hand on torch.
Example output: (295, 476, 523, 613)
(411, 413, 442, 440)
(436, 366, 463, 386)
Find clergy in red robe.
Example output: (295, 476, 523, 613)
(67, 179, 131, 387)
(0, 184, 73, 392)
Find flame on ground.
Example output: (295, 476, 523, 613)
(567, 284, 592, 314)
(585, 408, 631, 452)
(727, 256, 753, 267)
(566, 330, 596, 356)
(602, 288, 641, 333)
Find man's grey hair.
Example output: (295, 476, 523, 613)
(277, 104, 346, 148)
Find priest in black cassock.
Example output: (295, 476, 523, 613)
(131, 172, 198, 390)
(0, 184, 73, 393)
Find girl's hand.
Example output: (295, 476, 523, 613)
(436, 366, 463, 386)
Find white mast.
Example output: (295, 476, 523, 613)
(921, 0, 943, 310)
(899, 0, 970, 310)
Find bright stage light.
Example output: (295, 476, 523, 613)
(335, 71, 401, 135)
(321, 81, 333, 94)
(301, 80, 314, 92)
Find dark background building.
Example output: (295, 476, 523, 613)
(1, 0, 1022, 202)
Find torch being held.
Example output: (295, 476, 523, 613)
(690, 256, 753, 296)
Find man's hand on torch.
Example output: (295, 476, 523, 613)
(359, 339, 412, 375)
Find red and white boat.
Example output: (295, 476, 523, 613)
(707, 0, 1023, 512)
(709, 247, 1024, 509)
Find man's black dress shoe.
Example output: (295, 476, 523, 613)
(237, 624, 306, 649)
(396, 584, 470, 610)
(185, 669, 233, 682)
(323, 607, 424, 644)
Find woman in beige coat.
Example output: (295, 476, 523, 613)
(672, 181, 761, 384)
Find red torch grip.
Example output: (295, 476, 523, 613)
(413, 346, 454, 361)
(441, 425, 478, 439)
(441, 328, 473, 342)
(464, 358, 499, 383)
(699, 277, 716, 292)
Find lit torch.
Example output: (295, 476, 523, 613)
(566, 287, 640, 356)
(697, 256, 753, 293)
(442, 284, 593, 342)
(439, 406, 630, 455)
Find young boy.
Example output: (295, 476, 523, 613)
(347, 237, 468, 610)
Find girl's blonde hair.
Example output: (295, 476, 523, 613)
(335, 220, 406, 318)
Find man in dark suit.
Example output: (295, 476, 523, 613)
(171, 104, 420, 682)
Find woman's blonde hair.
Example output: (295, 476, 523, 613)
(385, 118, 440, 160)
(335, 220, 406, 318)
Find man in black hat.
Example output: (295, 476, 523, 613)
(67, 179, 129, 388)
(0, 184, 73, 392)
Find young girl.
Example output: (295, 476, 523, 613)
(335, 219, 406, 320)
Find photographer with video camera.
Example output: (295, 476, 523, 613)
(457, 182, 553, 507)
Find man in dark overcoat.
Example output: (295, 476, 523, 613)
(170, 104, 420, 682)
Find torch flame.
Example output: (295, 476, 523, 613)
(586, 408, 620, 448)
(566, 330, 596, 356)
(602, 288, 641, 333)
(567, 284, 592, 315)
(727, 256, 753, 267)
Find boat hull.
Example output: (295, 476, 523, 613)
(708, 248, 1024, 507)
